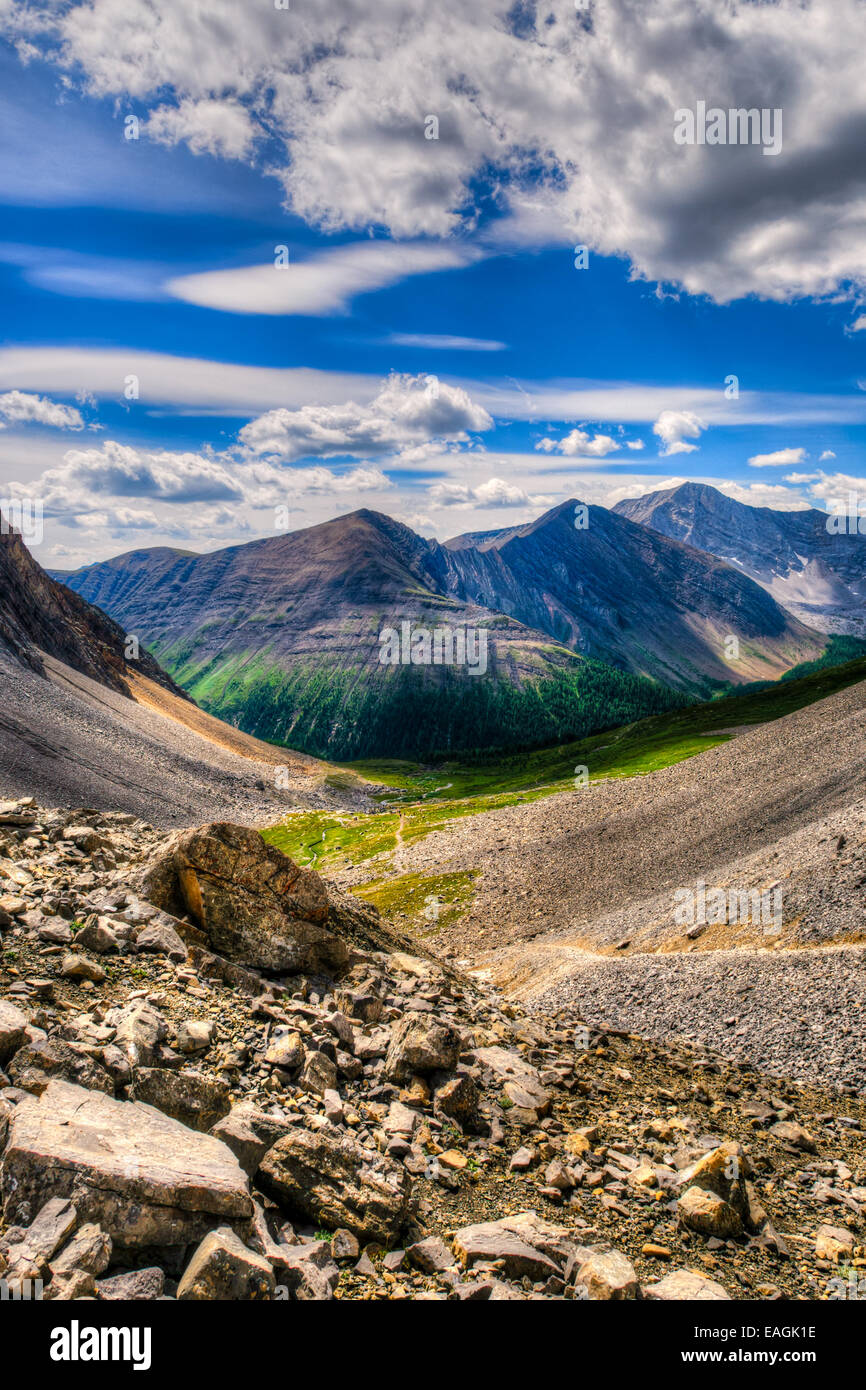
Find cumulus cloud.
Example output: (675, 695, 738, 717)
(748, 446, 807, 467)
(535, 429, 621, 458)
(6, 0, 866, 303)
(238, 372, 492, 462)
(146, 98, 255, 160)
(35, 440, 244, 512)
(168, 241, 477, 317)
(819, 449, 837, 461)
(788, 468, 866, 509)
(653, 410, 706, 456)
(428, 476, 551, 508)
(0, 390, 84, 430)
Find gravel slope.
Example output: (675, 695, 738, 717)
(380, 677, 866, 962)
(532, 943, 866, 1093)
(0, 650, 360, 827)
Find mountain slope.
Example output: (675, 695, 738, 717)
(441, 499, 822, 688)
(0, 513, 332, 823)
(0, 516, 184, 697)
(614, 482, 866, 635)
(54, 502, 826, 758)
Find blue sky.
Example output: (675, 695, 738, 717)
(1, 1, 865, 566)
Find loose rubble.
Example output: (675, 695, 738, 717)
(0, 798, 864, 1302)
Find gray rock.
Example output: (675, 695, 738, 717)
(259, 1123, 410, 1246)
(1, 1079, 252, 1248)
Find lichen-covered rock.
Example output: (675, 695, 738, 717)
(677, 1184, 743, 1239)
(131, 1068, 231, 1133)
(177, 1226, 275, 1301)
(9, 1037, 115, 1098)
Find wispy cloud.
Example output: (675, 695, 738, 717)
(167, 241, 479, 317)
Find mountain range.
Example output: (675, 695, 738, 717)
(614, 482, 866, 636)
(52, 494, 828, 760)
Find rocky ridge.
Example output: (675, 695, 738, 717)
(0, 798, 864, 1303)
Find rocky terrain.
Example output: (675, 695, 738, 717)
(1, 799, 865, 1303)
(367, 676, 865, 963)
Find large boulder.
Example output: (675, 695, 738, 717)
(1, 1080, 252, 1249)
(258, 1124, 411, 1246)
(383, 1014, 461, 1082)
(136, 823, 349, 976)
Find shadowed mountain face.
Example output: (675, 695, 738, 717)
(52, 502, 825, 759)
(440, 499, 822, 688)
(614, 482, 866, 636)
(0, 515, 185, 699)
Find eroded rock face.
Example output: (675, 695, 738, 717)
(9, 1038, 115, 1098)
(1, 1080, 252, 1248)
(131, 1068, 231, 1133)
(258, 1124, 411, 1246)
(137, 823, 350, 976)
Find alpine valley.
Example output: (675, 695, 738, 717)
(53, 491, 829, 760)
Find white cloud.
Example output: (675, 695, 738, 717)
(626, 439, 645, 451)
(0, 348, 377, 417)
(387, 333, 506, 352)
(849, 316, 866, 332)
(714, 481, 813, 511)
(748, 446, 807, 468)
(238, 372, 492, 462)
(0, 390, 84, 430)
(653, 410, 706, 456)
(167, 241, 477, 317)
(535, 429, 621, 458)
(7, 349, 866, 431)
(35, 440, 244, 511)
(7, 0, 866, 303)
(819, 449, 837, 461)
(790, 468, 866, 509)
(146, 98, 255, 160)
(428, 475, 551, 509)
